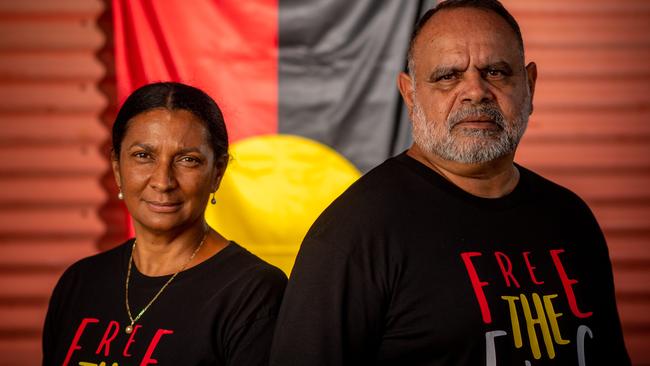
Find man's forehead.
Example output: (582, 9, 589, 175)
(414, 7, 520, 54)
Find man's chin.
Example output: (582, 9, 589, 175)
(452, 128, 503, 139)
(434, 141, 515, 165)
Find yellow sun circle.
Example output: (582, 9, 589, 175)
(205, 134, 361, 275)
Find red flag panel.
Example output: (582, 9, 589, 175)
(113, 0, 278, 142)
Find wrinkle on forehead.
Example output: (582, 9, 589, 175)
(125, 109, 211, 152)
(411, 7, 524, 78)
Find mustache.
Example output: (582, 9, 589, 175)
(447, 104, 505, 129)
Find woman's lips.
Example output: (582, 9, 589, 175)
(145, 200, 182, 213)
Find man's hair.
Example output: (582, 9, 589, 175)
(407, 0, 524, 76)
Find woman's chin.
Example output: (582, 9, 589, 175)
(132, 215, 189, 235)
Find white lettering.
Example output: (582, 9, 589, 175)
(485, 330, 508, 366)
(577, 325, 593, 366)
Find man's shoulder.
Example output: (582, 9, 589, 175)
(320, 155, 414, 216)
(302, 154, 427, 247)
(518, 164, 591, 211)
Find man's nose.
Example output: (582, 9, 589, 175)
(460, 72, 494, 104)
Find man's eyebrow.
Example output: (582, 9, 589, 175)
(483, 61, 513, 74)
(427, 66, 461, 82)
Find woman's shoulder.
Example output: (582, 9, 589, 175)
(208, 243, 287, 327)
(47, 240, 131, 307)
(60, 240, 131, 281)
(215, 242, 288, 287)
(70, 240, 130, 267)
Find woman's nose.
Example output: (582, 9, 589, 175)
(149, 161, 178, 191)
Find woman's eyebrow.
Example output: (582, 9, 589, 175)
(177, 147, 204, 155)
(128, 142, 154, 150)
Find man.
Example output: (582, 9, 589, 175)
(270, 1, 631, 365)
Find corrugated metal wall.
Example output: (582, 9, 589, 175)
(0, 0, 647, 365)
(503, 0, 650, 364)
(0, 1, 123, 365)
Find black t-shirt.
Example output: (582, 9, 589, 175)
(270, 152, 630, 365)
(43, 241, 287, 366)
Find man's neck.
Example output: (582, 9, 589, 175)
(407, 145, 520, 198)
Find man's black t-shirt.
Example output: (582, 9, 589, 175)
(270, 152, 630, 365)
(43, 241, 287, 366)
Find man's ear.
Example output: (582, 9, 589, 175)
(397, 72, 416, 112)
(110, 150, 122, 190)
(525, 62, 537, 114)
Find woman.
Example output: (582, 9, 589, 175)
(42, 82, 287, 365)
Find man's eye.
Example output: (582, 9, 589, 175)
(438, 73, 456, 81)
(485, 69, 504, 78)
(133, 152, 150, 159)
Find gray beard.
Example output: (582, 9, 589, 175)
(411, 99, 530, 164)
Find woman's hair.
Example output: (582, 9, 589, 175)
(112, 82, 228, 163)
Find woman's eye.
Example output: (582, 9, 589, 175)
(179, 156, 201, 165)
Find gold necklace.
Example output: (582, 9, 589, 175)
(124, 232, 207, 334)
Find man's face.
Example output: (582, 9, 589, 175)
(401, 7, 536, 164)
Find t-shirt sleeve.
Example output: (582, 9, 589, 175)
(42, 264, 77, 366)
(42, 281, 61, 365)
(270, 237, 387, 366)
(224, 265, 287, 366)
(579, 204, 631, 365)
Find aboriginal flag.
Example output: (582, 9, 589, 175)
(113, 0, 434, 273)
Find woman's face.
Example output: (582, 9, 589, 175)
(112, 108, 225, 234)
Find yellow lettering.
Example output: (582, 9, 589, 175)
(543, 294, 570, 345)
(501, 296, 523, 348)
(520, 293, 555, 359)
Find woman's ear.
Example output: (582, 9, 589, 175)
(111, 150, 122, 190)
(211, 154, 229, 192)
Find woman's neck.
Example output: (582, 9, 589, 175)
(132, 222, 208, 276)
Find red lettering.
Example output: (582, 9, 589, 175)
(95, 320, 120, 356)
(495, 252, 520, 288)
(63, 317, 99, 366)
(550, 249, 592, 318)
(123, 324, 142, 357)
(461, 252, 492, 324)
(523, 251, 544, 285)
(140, 329, 174, 366)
